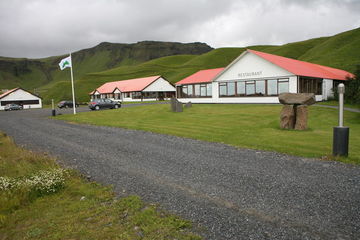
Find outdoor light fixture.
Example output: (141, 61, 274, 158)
(332, 83, 349, 157)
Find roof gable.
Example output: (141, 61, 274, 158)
(248, 49, 354, 80)
(213, 51, 292, 82)
(0, 87, 41, 100)
(0, 88, 19, 99)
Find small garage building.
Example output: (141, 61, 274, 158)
(90, 75, 176, 102)
(0, 88, 42, 110)
(176, 49, 354, 103)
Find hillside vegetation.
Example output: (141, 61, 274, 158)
(0, 41, 212, 95)
(1, 28, 359, 103)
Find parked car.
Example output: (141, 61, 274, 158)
(57, 101, 79, 108)
(88, 99, 121, 110)
(4, 103, 23, 111)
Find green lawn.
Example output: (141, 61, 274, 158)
(0, 133, 201, 240)
(56, 104, 360, 164)
(317, 100, 360, 109)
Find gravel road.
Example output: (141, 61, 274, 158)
(1, 106, 359, 239)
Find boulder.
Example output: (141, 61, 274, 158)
(185, 102, 192, 108)
(279, 93, 316, 106)
(280, 105, 295, 129)
(295, 105, 308, 130)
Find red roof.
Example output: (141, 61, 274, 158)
(176, 68, 225, 85)
(95, 76, 161, 94)
(248, 49, 354, 80)
(0, 88, 19, 99)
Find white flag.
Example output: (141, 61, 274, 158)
(59, 56, 72, 70)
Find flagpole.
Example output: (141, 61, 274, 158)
(70, 52, 76, 115)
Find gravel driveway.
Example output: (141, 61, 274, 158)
(0, 106, 359, 240)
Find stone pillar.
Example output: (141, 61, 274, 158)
(278, 93, 315, 131)
(295, 105, 308, 130)
(280, 105, 295, 129)
(170, 98, 183, 112)
(170, 98, 177, 112)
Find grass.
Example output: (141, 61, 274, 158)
(0, 133, 201, 240)
(56, 104, 360, 164)
(317, 100, 360, 109)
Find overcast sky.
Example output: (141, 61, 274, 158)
(0, 0, 359, 58)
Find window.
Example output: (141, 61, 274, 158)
(132, 92, 142, 99)
(194, 84, 200, 97)
(206, 84, 212, 96)
(246, 81, 255, 95)
(188, 85, 193, 97)
(177, 83, 212, 98)
(200, 84, 207, 96)
(182, 86, 188, 97)
(237, 81, 245, 95)
(219, 78, 289, 97)
(299, 77, 322, 95)
(143, 92, 157, 99)
(278, 79, 289, 94)
(256, 80, 265, 95)
(219, 83, 227, 97)
(267, 80, 278, 95)
(228, 82, 235, 96)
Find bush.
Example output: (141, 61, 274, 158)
(0, 169, 69, 214)
(335, 65, 360, 104)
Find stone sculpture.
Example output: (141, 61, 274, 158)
(170, 98, 183, 112)
(279, 93, 315, 130)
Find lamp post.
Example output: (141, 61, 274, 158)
(332, 83, 349, 156)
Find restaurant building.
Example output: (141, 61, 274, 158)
(90, 75, 176, 102)
(176, 49, 354, 103)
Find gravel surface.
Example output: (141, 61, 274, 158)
(1, 106, 359, 239)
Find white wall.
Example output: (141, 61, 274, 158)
(143, 77, 176, 92)
(1, 89, 40, 101)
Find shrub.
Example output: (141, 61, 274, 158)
(334, 65, 360, 104)
(0, 169, 69, 214)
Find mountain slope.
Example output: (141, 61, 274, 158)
(0, 41, 213, 93)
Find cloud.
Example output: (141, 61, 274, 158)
(0, 0, 358, 58)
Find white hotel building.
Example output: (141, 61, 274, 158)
(90, 75, 176, 102)
(176, 49, 354, 103)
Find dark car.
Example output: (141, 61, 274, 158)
(88, 99, 121, 110)
(4, 103, 23, 111)
(57, 101, 79, 108)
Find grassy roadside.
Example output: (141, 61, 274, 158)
(56, 104, 360, 164)
(316, 100, 360, 109)
(0, 133, 201, 240)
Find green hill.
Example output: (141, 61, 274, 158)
(0, 41, 213, 95)
(1, 28, 359, 103)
